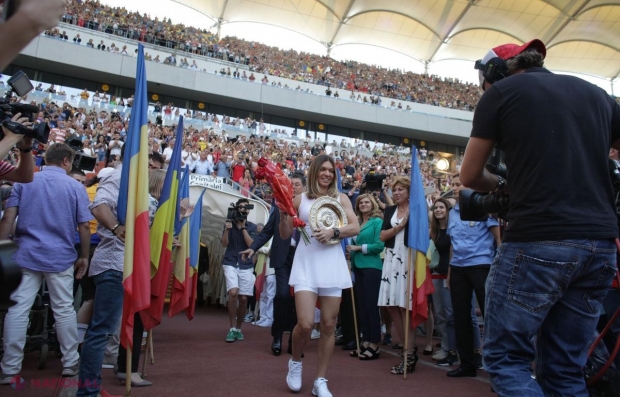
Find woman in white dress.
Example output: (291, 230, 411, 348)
(377, 176, 418, 375)
(279, 154, 359, 397)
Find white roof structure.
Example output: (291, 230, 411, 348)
(175, 0, 620, 81)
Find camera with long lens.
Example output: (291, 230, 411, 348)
(459, 148, 510, 222)
(0, 70, 50, 144)
(226, 202, 254, 223)
(361, 168, 386, 193)
(67, 139, 97, 171)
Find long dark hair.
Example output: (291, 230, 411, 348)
(430, 198, 451, 242)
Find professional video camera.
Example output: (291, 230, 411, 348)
(361, 168, 387, 193)
(67, 139, 97, 171)
(226, 202, 254, 223)
(0, 71, 50, 144)
(459, 147, 510, 221)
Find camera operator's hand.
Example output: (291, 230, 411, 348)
(74, 257, 89, 279)
(2, 113, 32, 146)
(236, 218, 246, 228)
(0, 0, 69, 70)
(225, 221, 233, 230)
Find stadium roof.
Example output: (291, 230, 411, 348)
(176, 0, 620, 80)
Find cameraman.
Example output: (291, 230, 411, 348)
(0, 114, 35, 183)
(0, 0, 68, 70)
(460, 39, 620, 396)
(221, 198, 257, 343)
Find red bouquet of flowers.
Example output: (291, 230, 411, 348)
(254, 157, 310, 245)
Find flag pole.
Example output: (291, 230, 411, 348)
(141, 330, 151, 377)
(403, 248, 413, 380)
(125, 347, 132, 396)
(349, 285, 361, 358)
(148, 330, 155, 364)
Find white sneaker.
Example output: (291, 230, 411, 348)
(310, 329, 320, 340)
(432, 350, 448, 361)
(286, 359, 302, 392)
(312, 378, 332, 397)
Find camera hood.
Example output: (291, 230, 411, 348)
(458, 189, 489, 222)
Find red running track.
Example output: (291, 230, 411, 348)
(9, 306, 493, 397)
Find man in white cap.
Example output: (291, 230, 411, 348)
(460, 39, 620, 396)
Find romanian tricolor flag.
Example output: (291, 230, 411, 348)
(169, 167, 191, 317)
(141, 117, 184, 330)
(186, 188, 206, 320)
(117, 44, 151, 349)
(407, 146, 434, 328)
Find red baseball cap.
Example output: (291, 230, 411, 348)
(491, 39, 547, 61)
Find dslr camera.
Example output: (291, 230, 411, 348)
(227, 201, 254, 223)
(459, 148, 510, 221)
(0, 71, 50, 144)
(361, 168, 386, 193)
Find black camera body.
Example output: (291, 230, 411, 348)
(67, 139, 97, 171)
(0, 71, 50, 144)
(226, 202, 254, 223)
(362, 168, 386, 193)
(459, 148, 510, 222)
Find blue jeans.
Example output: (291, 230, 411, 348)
(77, 270, 123, 397)
(484, 240, 616, 397)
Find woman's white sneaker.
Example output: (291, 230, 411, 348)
(312, 378, 333, 397)
(286, 359, 302, 392)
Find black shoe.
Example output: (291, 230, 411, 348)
(382, 333, 392, 346)
(447, 367, 477, 378)
(334, 336, 345, 346)
(271, 336, 282, 356)
(474, 352, 483, 370)
(341, 341, 356, 351)
(437, 352, 459, 367)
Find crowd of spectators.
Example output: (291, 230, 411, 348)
(0, 84, 459, 204)
(55, 0, 482, 111)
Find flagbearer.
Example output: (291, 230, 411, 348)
(221, 198, 257, 342)
(377, 176, 418, 375)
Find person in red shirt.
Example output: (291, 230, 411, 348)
(231, 154, 246, 183)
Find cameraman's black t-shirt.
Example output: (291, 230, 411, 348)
(471, 68, 620, 242)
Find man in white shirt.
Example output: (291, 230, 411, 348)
(190, 151, 215, 176)
(181, 143, 197, 168)
(108, 132, 123, 159)
(162, 139, 176, 169)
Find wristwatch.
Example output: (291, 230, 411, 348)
(112, 223, 120, 233)
(18, 147, 31, 153)
(333, 228, 341, 238)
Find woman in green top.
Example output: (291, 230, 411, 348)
(347, 193, 385, 360)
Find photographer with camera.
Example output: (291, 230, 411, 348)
(460, 39, 620, 396)
(221, 198, 257, 343)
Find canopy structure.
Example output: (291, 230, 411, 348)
(175, 0, 620, 81)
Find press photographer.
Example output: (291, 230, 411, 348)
(359, 168, 393, 210)
(460, 39, 620, 396)
(221, 198, 257, 343)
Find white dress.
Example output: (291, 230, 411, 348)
(378, 210, 413, 310)
(288, 193, 353, 290)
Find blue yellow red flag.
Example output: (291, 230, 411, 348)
(169, 166, 191, 317)
(407, 145, 434, 328)
(116, 44, 151, 349)
(141, 117, 184, 330)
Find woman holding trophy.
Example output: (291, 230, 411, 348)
(279, 154, 360, 397)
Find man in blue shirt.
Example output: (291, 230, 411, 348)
(446, 175, 500, 378)
(221, 198, 257, 343)
(0, 143, 93, 383)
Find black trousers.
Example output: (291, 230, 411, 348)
(271, 247, 297, 338)
(449, 265, 489, 371)
(117, 312, 144, 373)
(354, 268, 382, 344)
(340, 288, 356, 342)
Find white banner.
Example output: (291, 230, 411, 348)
(189, 175, 224, 191)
